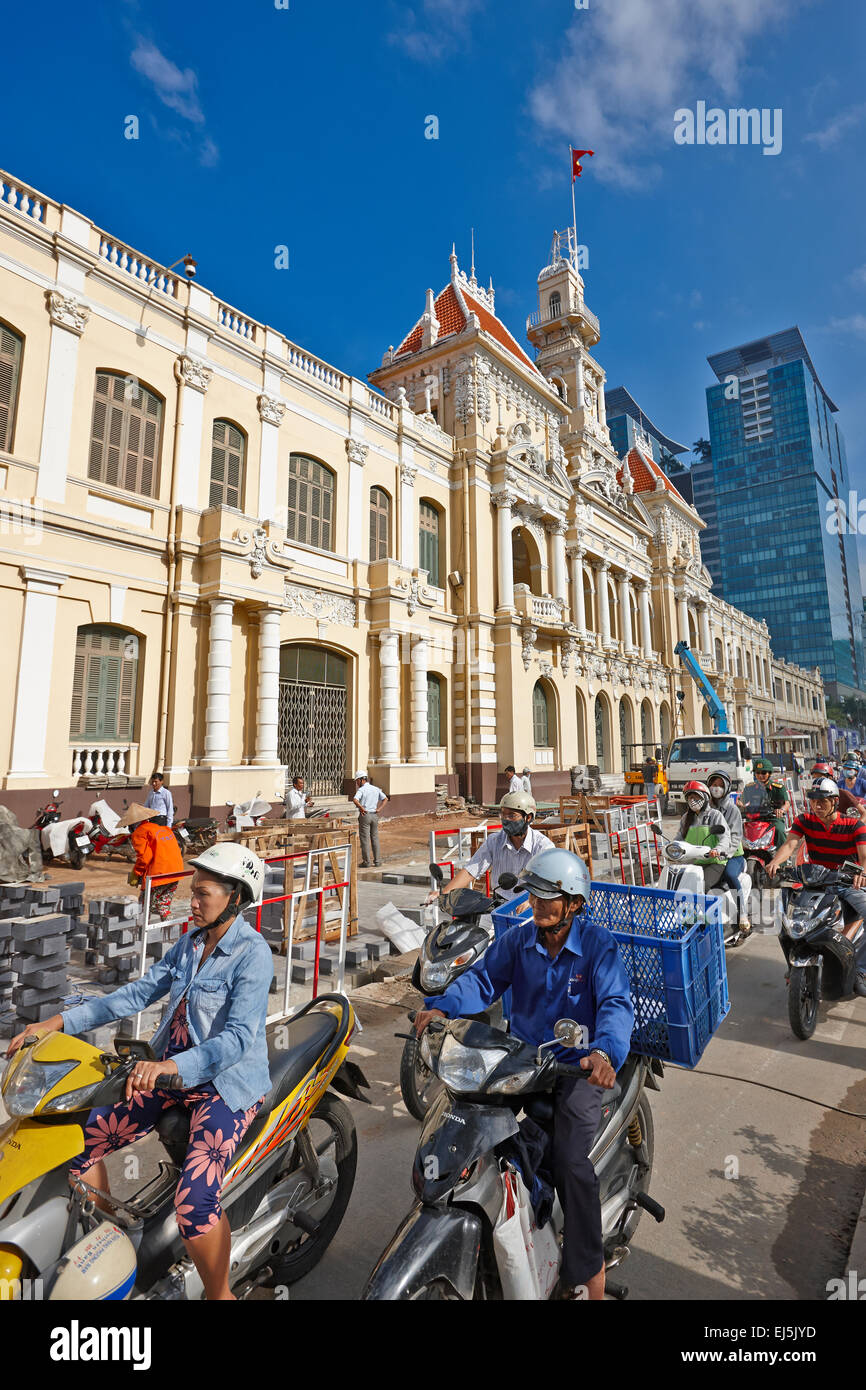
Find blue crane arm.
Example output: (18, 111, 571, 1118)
(674, 640, 729, 733)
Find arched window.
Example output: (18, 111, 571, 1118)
(714, 638, 723, 671)
(619, 699, 634, 770)
(88, 371, 163, 497)
(0, 322, 23, 452)
(548, 291, 561, 318)
(533, 682, 550, 747)
(70, 626, 139, 741)
(209, 420, 246, 509)
(419, 500, 441, 586)
(287, 454, 335, 550)
(369, 486, 391, 561)
(595, 695, 608, 772)
(427, 674, 443, 747)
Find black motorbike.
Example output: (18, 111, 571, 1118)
(776, 859, 866, 1039)
(399, 864, 511, 1121)
(366, 1016, 665, 1301)
(172, 816, 219, 855)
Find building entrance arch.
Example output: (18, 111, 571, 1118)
(278, 644, 349, 796)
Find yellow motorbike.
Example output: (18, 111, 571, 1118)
(0, 993, 368, 1300)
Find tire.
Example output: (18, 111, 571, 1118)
(68, 842, 84, 871)
(788, 964, 819, 1040)
(399, 1035, 443, 1122)
(265, 1092, 357, 1286)
(614, 1095, 655, 1248)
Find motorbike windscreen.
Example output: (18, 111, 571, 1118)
(740, 783, 771, 812)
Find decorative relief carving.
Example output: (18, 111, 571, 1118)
(345, 436, 368, 466)
(46, 290, 90, 335)
(520, 620, 538, 672)
(234, 526, 282, 579)
(399, 461, 418, 487)
(284, 583, 357, 626)
(176, 354, 212, 394)
(258, 393, 286, 426)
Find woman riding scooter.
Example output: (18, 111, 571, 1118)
(5, 842, 272, 1302)
(676, 780, 749, 938)
(706, 772, 750, 939)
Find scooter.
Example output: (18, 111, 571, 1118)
(0, 994, 369, 1300)
(87, 799, 136, 864)
(776, 860, 866, 1040)
(226, 792, 272, 833)
(363, 1016, 665, 1300)
(172, 817, 219, 855)
(651, 821, 752, 948)
(398, 862, 506, 1121)
(31, 793, 93, 871)
(739, 785, 780, 890)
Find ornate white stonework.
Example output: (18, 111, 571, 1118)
(176, 354, 212, 394)
(234, 526, 282, 579)
(258, 393, 286, 426)
(345, 436, 369, 467)
(396, 570, 436, 615)
(400, 461, 418, 486)
(520, 620, 538, 672)
(284, 583, 357, 627)
(47, 291, 90, 335)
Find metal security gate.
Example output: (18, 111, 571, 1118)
(278, 682, 347, 797)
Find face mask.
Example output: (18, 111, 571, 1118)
(686, 797, 704, 812)
(710, 786, 725, 799)
(502, 816, 528, 839)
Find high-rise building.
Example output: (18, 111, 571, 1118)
(703, 328, 865, 702)
(605, 387, 693, 502)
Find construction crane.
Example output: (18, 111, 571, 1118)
(674, 640, 729, 734)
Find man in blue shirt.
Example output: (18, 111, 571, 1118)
(144, 771, 174, 827)
(415, 847, 633, 1301)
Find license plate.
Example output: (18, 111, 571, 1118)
(179, 828, 190, 840)
(75, 835, 91, 848)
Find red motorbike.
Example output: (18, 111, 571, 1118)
(31, 793, 93, 870)
(740, 784, 779, 888)
(86, 800, 136, 863)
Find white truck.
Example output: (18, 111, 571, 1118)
(665, 734, 754, 814)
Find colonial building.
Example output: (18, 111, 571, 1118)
(0, 172, 825, 820)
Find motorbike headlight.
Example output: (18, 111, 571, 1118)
(41, 1076, 107, 1114)
(666, 844, 686, 861)
(1, 1056, 78, 1117)
(420, 962, 453, 990)
(435, 1035, 507, 1092)
(488, 1067, 538, 1095)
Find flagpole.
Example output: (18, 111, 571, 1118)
(569, 146, 577, 264)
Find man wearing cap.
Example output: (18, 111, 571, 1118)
(426, 791, 555, 906)
(749, 757, 789, 848)
(352, 772, 389, 868)
(118, 803, 185, 920)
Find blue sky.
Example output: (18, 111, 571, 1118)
(4, 0, 865, 485)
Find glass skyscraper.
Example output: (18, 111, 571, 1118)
(703, 328, 865, 701)
(605, 386, 692, 501)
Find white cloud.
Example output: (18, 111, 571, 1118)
(826, 315, 866, 339)
(529, 0, 796, 189)
(850, 266, 866, 289)
(804, 103, 866, 149)
(130, 37, 218, 166)
(388, 0, 485, 62)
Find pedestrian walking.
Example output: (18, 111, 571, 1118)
(504, 764, 522, 795)
(117, 804, 184, 920)
(521, 767, 532, 795)
(144, 772, 174, 828)
(352, 771, 389, 867)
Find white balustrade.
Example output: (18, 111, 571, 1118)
(97, 237, 179, 296)
(368, 390, 395, 419)
(71, 745, 136, 778)
(286, 344, 344, 390)
(217, 302, 257, 342)
(0, 177, 46, 223)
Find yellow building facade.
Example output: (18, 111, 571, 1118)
(0, 173, 825, 819)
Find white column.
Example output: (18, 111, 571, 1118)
(676, 590, 690, 645)
(9, 568, 67, 778)
(638, 582, 653, 658)
(345, 436, 369, 560)
(567, 544, 586, 633)
(36, 295, 90, 503)
(598, 380, 607, 429)
(378, 629, 401, 763)
(410, 636, 430, 763)
(699, 602, 712, 658)
(596, 561, 612, 648)
(618, 573, 634, 653)
(492, 489, 515, 611)
(400, 457, 417, 566)
(253, 607, 282, 765)
(257, 393, 286, 521)
(175, 355, 212, 510)
(202, 599, 234, 765)
(548, 520, 568, 606)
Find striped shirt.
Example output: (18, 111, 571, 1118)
(790, 812, 866, 869)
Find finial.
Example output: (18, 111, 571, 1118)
(470, 227, 475, 280)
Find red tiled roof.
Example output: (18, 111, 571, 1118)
(618, 445, 686, 500)
(394, 280, 540, 375)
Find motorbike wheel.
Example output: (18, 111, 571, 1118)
(68, 843, 84, 871)
(399, 1035, 443, 1121)
(788, 964, 819, 1040)
(614, 1094, 655, 1248)
(264, 1092, 357, 1286)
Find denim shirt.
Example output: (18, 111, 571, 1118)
(61, 914, 273, 1113)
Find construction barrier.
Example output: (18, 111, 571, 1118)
(255, 842, 352, 1023)
(429, 821, 499, 894)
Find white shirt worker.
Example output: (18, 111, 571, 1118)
(286, 786, 307, 820)
(355, 781, 387, 813)
(465, 824, 556, 902)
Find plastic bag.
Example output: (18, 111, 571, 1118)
(492, 1164, 560, 1300)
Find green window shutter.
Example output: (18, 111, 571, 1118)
(0, 324, 23, 452)
(69, 626, 139, 742)
(87, 373, 162, 497)
(533, 683, 549, 747)
(419, 503, 440, 586)
(427, 675, 441, 746)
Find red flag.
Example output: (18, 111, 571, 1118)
(571, 148, 594, 181)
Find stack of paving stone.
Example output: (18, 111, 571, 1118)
(0, 881, 86, 1035)
(83, 895, 185, 986)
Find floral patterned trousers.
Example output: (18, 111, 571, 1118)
(69, 1001, 263, 1240)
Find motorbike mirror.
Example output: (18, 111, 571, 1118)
(553, 1018, 584, 1048)
(497, 872, 518, 890)
(429, 862, 445, 883)
(649, 821, 664, 837)
(53, 790, 60, 798)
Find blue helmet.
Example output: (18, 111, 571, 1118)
(520, 848, 591, 904)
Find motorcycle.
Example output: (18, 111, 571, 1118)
(87, 799, 136, 864)
(363, 1015, 665, 1300)
(776, 860, 866, 1040)
(0, 993, 369, 1300)
(172, 817, 219, 855)
(651, 821, 752, 948)
(226, 792, 272, 834)
(739, 785, 779, 890)
(398, 862, 507, 1121)
(31, 792, 93, 871)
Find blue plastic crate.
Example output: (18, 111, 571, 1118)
(492, 883, 729, 1069)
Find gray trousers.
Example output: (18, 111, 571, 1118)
(359, 811, 380, 865)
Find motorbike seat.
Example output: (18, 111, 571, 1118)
(155, 1011, 340, 1162)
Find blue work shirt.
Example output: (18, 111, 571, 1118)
(425, 912, 634, 1071)
(838, 774, 866, 799)
(145, 786, 174, 826)
(61, 913, 272, 1112)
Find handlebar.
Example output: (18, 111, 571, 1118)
(555, 1063, 589, 1079)
(155, 1074, 185, 1090)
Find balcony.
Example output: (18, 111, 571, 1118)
(527, 302, 600, 341)
(72, 744, 140, 782)
(514, 585, 564, 628)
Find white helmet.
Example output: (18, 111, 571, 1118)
(500, 790, 537, 816)
(188, 842, 264, 904)
(354, 770, 368, 780)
